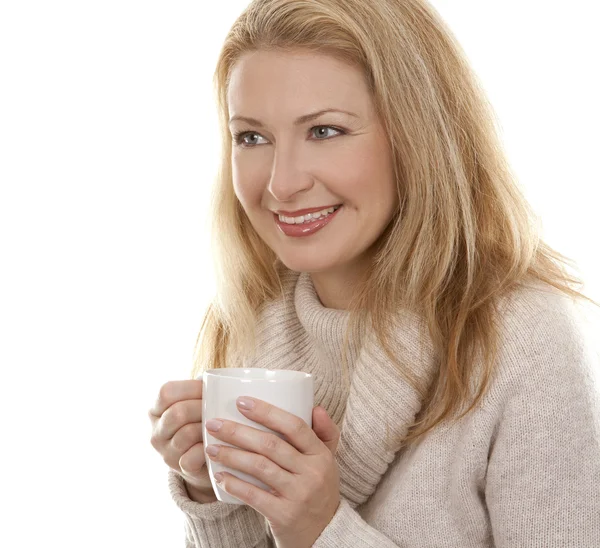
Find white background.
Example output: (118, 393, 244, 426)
(1, 1, 598, 546)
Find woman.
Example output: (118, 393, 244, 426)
(148, 0, 600, 546)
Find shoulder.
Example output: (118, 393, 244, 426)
(498, 278, 581, 324)
(496, 280, 593, 358)
(483, 283, 600, 544)
(488, 280, 599, 404)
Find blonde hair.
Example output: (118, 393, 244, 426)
(192, 0, 598, 449)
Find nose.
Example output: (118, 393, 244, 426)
(267, 144, 314, 202)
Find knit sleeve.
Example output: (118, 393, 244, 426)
(485, 306, 600, 546)
(168, 469, 274, 547)
(311, 497, 401, 547)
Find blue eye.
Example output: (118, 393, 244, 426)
(233, 131, 268, 146)
(311, 126, 343, 139)
(233, 125, 345, 147)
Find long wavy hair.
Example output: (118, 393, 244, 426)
(191, 0, 598, 448)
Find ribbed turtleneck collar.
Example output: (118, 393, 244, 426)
(293, 272, 357, 371)
(248, 267, 438, 508)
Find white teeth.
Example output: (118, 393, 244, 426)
(278, 205, 340, 225)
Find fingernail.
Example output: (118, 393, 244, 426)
(237, 396, 255, 410)
(206, 445, 220, 457)
(205, 419, 223, 431)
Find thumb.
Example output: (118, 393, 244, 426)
(312, 406, 340, 455)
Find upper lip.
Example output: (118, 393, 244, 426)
(273, 204, 341, 217)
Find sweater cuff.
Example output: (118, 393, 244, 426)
(312, 497, 399, 548)
(168, 469, 269, 548)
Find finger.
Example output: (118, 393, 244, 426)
(206, 417, 303, 474)
(157, 399, 204, 441)
(160, 423, 203, 471)
(213, 471, 279, 518)
(312, 406, 340, 455)
(170, 422, 203, 455)
(179, 442, 207, 478)
(158, 424, 204, 472)
(235, 397, 321, 455)
(205, 444, 293, 498)
(149, 380, 203, 418)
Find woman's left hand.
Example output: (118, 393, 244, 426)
(204, 396, 341, 548)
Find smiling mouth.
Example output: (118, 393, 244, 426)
(276, 205, 342, 225)
(273, 205, 343, 238)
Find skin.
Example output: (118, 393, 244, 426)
(205, 396, 341, 547)
(228, 49, 398, 310)
(149, 380, 341, 546)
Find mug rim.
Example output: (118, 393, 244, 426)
(200, 367, 312, 381)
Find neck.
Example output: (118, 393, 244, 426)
(309, 262, 370, 310)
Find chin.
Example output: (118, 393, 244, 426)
(275, 252, 340, 274)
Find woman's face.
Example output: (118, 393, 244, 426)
(227, 49, 398, 276)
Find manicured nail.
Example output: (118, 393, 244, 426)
(205, 419, 223, 431)
(237, 396, 255, 410)
(206, 445, 220, 457)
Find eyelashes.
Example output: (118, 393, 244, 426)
(232, 126, 345, 147)
(232, 130, 264, 147)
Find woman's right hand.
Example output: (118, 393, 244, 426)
(149, 379, 217, 502)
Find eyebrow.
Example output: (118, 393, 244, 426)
(228, 108, 359, 128)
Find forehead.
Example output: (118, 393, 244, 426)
(227, 50, 370, 119)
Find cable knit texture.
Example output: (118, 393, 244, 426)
(168, 270, 600, 547)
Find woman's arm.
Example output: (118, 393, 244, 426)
(485, 307, 600, 546)
(169, 469, 274, 548)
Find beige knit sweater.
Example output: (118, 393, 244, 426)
(168, 270, 600, 547)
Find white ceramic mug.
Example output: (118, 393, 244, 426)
(201, 368, 314, 504)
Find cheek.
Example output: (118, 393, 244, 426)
(341, 159, 394, 203)
(231, 157, 265, 211)
(232, 163, 261, 209)
(345, 160, 397, 222)
(232, 176, 248, 207)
